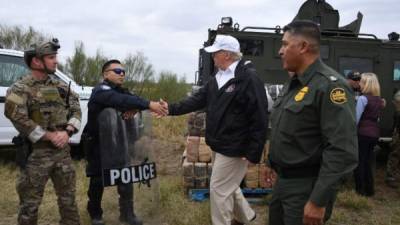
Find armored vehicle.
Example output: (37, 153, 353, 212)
(196, 0, 400, 141)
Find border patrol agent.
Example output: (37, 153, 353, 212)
(4, 39, 81, 225)
(84, 59, 167, 225)
(265, 21, 358, 225)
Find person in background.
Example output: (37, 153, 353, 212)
(346, 71, 361, 99)
(354, 72, 385, 196)
(385, 90, 400, 188)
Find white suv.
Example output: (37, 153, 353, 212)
(0, 48, 92, 145)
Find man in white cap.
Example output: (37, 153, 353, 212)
(161, 34, 268, 225)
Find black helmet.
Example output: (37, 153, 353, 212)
(24, 38, 60, 67)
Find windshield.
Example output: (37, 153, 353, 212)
(0, 54, 30, 86)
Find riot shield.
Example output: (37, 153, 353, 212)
(98, 108, 161, 224)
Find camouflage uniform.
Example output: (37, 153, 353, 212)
(4, 74, 81, 225)
(386, 97, 400, 186)
(387, 127, 400, 178)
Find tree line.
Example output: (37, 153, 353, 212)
(0, 24, 191, 103)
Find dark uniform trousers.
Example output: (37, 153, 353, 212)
(269, 176, 336, 225)
(87, 176, 134, 218)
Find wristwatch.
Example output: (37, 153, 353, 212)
(66, 129, 74, 137)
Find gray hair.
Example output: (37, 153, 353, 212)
(226, 51, 243, 61)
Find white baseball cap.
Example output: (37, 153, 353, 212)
(204, 35, 240, 53)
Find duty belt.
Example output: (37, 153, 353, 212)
(31, 141, 53, 149)
(274, 165, 320, 179)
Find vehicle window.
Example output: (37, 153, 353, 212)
(394, 61, 400, 81)
(0, 54, 30, 86)
(239, 39, 264, 56)
(265, 83, 284, 101)
(339, 57, 373, 77)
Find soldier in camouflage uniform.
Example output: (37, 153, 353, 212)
(386, 90, 400, 188)
(4, 39, 81, 225)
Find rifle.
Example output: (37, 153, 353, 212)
(12, 135, 32, 169)
(66, 81, 71, 109)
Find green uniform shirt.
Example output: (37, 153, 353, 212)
(269, 58, 358, 207)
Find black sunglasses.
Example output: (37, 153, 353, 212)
(106, 68, 126, 75)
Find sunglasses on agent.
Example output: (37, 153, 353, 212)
(106, 68, 126, 76)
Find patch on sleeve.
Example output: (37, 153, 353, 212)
(100, 85, 111, 90)
(7, 93, 24, 105)
(330, 88, 347, 104)
(4, 102, 17, 117)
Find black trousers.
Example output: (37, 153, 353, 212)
(87, 176, 133, 218)
(354, 135, 378, 196)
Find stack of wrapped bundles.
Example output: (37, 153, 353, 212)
(183, 111, 272, 191)
(182, 135, 213, 191)
(244, 141, 274, 189)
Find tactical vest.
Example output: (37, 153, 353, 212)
(28, 81, 69, 131)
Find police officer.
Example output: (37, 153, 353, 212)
(265, 21, 358, 225)
(4, 39, 82, 225)
(84, 59, 167, 225)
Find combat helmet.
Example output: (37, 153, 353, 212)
(24, 38, 60, 67)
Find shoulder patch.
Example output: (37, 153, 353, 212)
(330, 88, 347, 104)
(7, 93, 24, 105)
(244, 60, 252, 65)
(100, 85, 111, 90)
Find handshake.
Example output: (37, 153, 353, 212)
(121, 99, 169, 120)
(149, 99, 169, 118)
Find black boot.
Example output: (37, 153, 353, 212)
(88, 177, 106, 225)
(386, 175, 399, 188)
(91, 218, 106, 225)
(119, 207, 143, 225)
(118, 184, 143, 225)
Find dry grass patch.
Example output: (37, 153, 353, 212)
(335, 189, 372, 211)
(159, 175, 210, 225)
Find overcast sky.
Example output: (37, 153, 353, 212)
(1, 0, 398, 82)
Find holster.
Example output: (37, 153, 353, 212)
(12, 135, 32, 169)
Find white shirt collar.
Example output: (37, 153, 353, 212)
(219, 60, 239, 74)
(216, 60, 239, 89)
